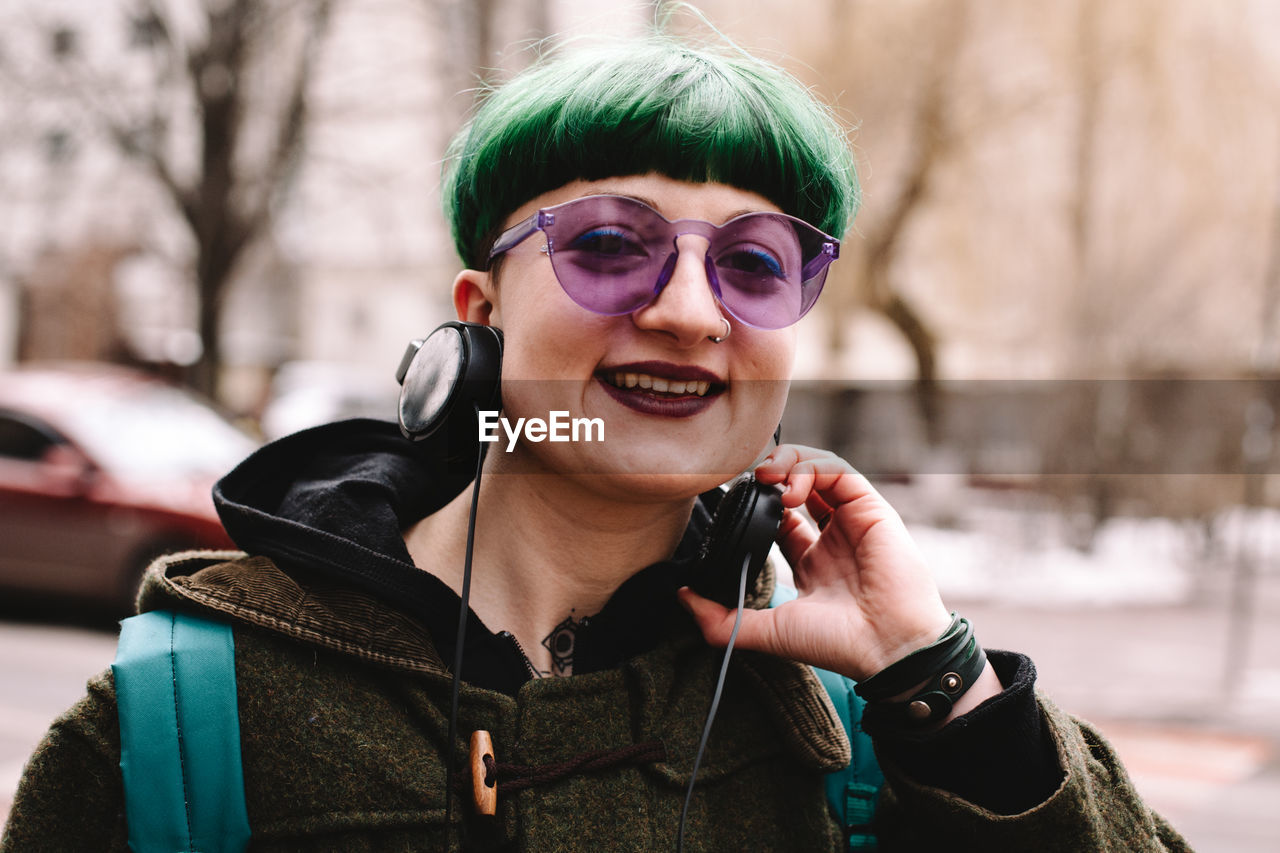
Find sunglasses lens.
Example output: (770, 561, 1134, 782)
(710, 216, 830, 329)
(541, 197, 834, 328)
(545, 197, 667, 315)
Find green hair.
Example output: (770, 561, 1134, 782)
(443, 37, 859, 269)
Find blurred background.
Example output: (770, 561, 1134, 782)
(1, 0, 1278, 848)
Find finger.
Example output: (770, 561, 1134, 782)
(803, 491, 836, 531)
(803, 462, 881, 510)
(753, 444, 802, 485)
(677, 587, 780, 653)
(776, 507, 819, 570)
(775, 456, 850, 510)
(788, 463, 889, 531)
(767, 456, 825, 509)
(758, 445, 870, 511)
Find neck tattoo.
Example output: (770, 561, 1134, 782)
(541, 612, 580, 676)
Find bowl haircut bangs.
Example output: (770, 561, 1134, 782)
(444, 38, 859, 270)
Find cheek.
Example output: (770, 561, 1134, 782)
(739, 333, 795, 436)
(741, 330, 797, 380)
(499, 314, 609, 383)
(492, 266, 611, 381)
(749, 379, 791, 443)
(493, 312, 611, 426)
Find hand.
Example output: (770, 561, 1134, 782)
(678, 445, 954, 682)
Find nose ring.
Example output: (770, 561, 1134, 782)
(708, 317, 731, 344)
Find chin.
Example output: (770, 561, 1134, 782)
(571, 470, 729, 504)
(493, 435, 757, 502)
(588, 439, 746, 483)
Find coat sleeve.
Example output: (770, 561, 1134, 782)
(0, 669, 130, 853)
(872, 692, 1192, 851)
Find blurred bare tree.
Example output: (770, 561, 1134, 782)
(7, 0, 335, 398)
(428, 0, 553, 125)
(830, 0, 972, 438)
(819, 0, 972, 394)
(124, 0, 333, 397)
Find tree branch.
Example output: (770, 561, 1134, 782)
(856, 0, 971, 387)
(240, 0, 334, 244)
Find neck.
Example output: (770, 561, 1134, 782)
(403, 455, 695, 677)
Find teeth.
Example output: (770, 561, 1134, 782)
(607, 372, 714, 396)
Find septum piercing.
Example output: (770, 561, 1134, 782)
(709, 317, 731, 344)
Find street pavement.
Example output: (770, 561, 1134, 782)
(0, 616, 118, 824)
(956, 576, 1280, 852)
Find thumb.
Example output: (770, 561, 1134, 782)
(677, 587, 777, 652)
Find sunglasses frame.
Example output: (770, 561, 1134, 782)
(486, 194, 840, 330)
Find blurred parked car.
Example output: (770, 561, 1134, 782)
(0, 362, 259, 613)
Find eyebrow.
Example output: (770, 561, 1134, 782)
(579, 190, 660, 208)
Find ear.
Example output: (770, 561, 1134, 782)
(452, 269, 495, 325)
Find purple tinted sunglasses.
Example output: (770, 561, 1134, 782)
(486, 194, 840, 330)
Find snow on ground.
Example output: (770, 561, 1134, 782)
(911, 519, 1195, 606)
(884, 485, 1280, 607)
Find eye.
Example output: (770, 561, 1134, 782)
(567, 227, 647, 257)
(717, 247, 785, 279)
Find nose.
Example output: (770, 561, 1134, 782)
(630, 234, 726, 347)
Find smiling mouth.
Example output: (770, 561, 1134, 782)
(601, 371, 717, 397)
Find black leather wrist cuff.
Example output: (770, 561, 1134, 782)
(865, 651, 1062, 814)
(881, 644, 987, 724)
(855, 613, 986, 726)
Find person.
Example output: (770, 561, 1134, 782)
(2, 33, 1189, 852)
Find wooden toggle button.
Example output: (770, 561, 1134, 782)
(470, 730, 497, 815)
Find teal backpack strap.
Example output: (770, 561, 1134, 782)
(112, 610, 251, 853)
(770, 585, 883, 850)
(811, 667, 883, 849)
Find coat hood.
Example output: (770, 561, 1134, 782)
(213, 418, 467, 609)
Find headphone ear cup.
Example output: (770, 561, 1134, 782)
(396, 321, 503, 445)
(690, 476, 784, 608)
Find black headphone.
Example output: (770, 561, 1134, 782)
(396, 321, 504, 453)
(690, 475, 784, 607)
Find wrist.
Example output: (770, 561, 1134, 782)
(938, 659, 1003, 724)
(861, 608, 953, 677)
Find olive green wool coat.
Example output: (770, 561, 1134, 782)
(3, 553, 1191, 852)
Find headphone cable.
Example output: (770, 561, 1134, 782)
(444, 430, 489, 832)
(676, 551, 751, 851)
